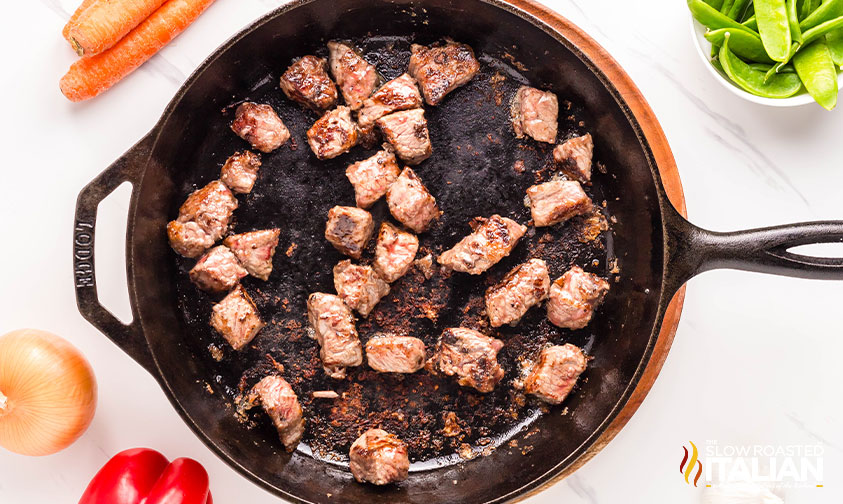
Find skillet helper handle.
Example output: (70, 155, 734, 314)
(74, 134, 158, 375)
(664, 204, 843, 295)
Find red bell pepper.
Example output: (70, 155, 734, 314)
(79, 448, 212, 504)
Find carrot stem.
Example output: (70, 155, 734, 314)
(69, 0, 169, 56)
(60, 0, 217, 102)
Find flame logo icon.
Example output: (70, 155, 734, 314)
(680, 441, 703, 487)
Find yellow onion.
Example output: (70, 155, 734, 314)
(0, 329, 97, 456)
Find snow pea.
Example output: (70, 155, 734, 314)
(742, 3, 756, 22)
(742, 15, 759, 31)
(800, 0, 821, 21)
(801, 15, 843, 47)
(705, 0, 725, 9)
(689, 0, 758, 32)
(800, 0, 843, 31)
(828, 29, 843, 65)
(715, 0, 737, 56)
(756, 0, 792, 61)
(719, 34, 804, 97)
(728, 0, 752, 20)
(787, 0, 803, 42)
(793, 39, 839, 109)
(705, 28, 776, 62)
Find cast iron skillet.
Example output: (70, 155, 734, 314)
(72, 0, 843, 502)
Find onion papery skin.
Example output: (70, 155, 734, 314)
(0, 329, 97, 456)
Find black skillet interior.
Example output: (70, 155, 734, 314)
(126, 1, 667, 502)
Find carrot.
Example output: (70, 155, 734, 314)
(62, 0, 100, 43)
(68, 0, 169, 56)
(60, 0, 216, 102)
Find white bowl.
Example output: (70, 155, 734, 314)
(689, 16, 843, 107)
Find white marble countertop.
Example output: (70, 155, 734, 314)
(1, 0, 841, 502)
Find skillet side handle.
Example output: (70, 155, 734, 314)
(663, 202, 843, 296)
(74, 134, 158, 376)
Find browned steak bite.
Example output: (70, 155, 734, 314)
(167, 180, 238, 258)
(431, 328, 505, 393)
(524, 344, 587, 404)
(220, 151, 261, 194)
(189, 245, 247, 293)
(437, 215, 527, 275)
(307, 106, 360, 160)
(230, 102, 290, 153)
(223, 228, 281, 281)
(333, 260, 390, 317)
(279, 55, 338, 112)
(511, 86, 558, 144)
(385, 168, 439, 233)
(327, 41, 378, 110)
(366, 335, 426, 373)
(408, 39, 480, 105)
(349, 429, 410, 485)
(252, 375, 305, 452)
(485, 258, 550, 327)
(307, 293, 363, 379)
(345, 149, 400, 208)
(376, 108, 432, 165)
(547, 266, 609, 329)
(358, 73, 423, 141)
(210, 285, 265, 350)
(526, 180, 592, 227)
(373, 222, 419, 282)
(324, 206, 374, 259)
(553, 133, 594, 181)
(167, 221, 215, 259)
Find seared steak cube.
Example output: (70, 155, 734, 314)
(230, 102, 290, 153)
(189, 245, 247, 293)
(167, 221, 215, 259)
(307, 293, 363, 378)
(431, 328, 504, 393)
(553, 134, 594, 181)
(279, 55, 338, 112)
(437, 215, 527, 275)
(408, 39, 480, 105)
(386, 168, 439, 233)
(210, 285, 264, 350)
(547, 266, 609, 329)
(366, 335, 426, 373)
(524, 344, 587, 404)
(526, 180, 592, 227)
(345, 149, 400, 208)
(325, 206, 374, 259)
(328, 41, 378, 110)
(373, 222, 419, 282)
(376, 108, 432, 165)
(511, 86, 558, 144)
(252, 375, 305, 452)
(485, 258, 550, 327)
(223, 228, 281, 281)
(220, 151, 261, 194)
(307, 106, 360, 160)
(333, 260, 390, 317)
(167, 180, 238, 258)
(358, 73, 423, 140)
(349, 429, 409, 485)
